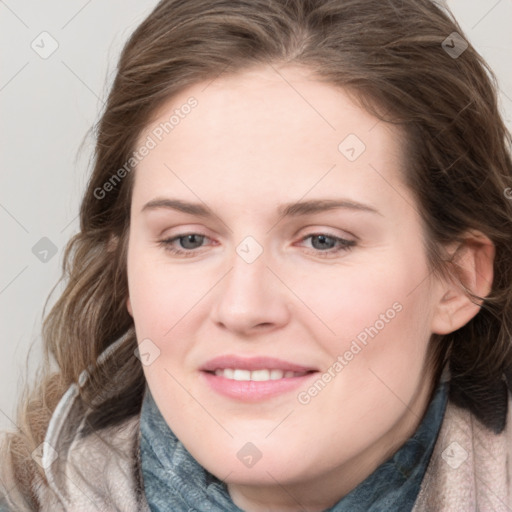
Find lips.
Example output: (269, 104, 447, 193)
(200, 355, 319, 401)
(201, 355, 317, 373)
(213, 368, 310, 381)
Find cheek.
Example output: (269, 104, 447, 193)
(311, 260, 429, 340)
(312, 256, 434, 384)
(127, 244, 202, 336)
(324, 291, 433, 425)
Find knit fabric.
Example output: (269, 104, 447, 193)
(1, 333, 510, 511)
(140, 378, 448, 512)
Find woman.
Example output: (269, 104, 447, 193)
(1, 0, 511, 510)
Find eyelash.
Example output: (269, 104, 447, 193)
(157, 232, 356, 258)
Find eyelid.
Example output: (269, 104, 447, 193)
(296, 232, 356, 256)
(158, 226, 355, 244)
(158, 229, 357, 259)
(297, 222, 357, 237)
(157, 233, 213, 258)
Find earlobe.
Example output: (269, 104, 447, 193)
(431, 231, 495, 335)
(126, 296, 133, 317)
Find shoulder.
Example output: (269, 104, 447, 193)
(412, 387, 512, 511)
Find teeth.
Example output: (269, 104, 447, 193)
(251, 369, 270, 381)
(213, 368, 307, 381)
(270, 369, 284, 380)
(233, 369, 251, 381)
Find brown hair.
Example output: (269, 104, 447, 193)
(2, 0, 512, 508)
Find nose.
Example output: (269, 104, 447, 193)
(210, 244, 291, 336)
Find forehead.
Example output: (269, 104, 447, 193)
(132, 64, 408, 214)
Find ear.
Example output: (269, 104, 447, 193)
(431, 231, 495, 335)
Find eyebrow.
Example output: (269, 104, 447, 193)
(141, 198, 381, 217)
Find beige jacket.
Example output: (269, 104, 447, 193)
(2, 375, 512, 511)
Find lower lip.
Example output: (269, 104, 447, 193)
(201, 371, 318, 401)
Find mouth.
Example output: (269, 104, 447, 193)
(200, 355, 319, 401)
(211, 368, 313, 381)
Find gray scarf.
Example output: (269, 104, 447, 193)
(140, 377, 448, 511)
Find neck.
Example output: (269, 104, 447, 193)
(227, 369, 438, 512)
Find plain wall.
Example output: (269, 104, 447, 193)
(1, 0, 511, 431)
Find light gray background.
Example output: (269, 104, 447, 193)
(1, 0, 511, 432)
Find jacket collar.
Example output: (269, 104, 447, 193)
(41, 333, 150, 511)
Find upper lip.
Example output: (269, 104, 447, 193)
(200, 355, 318, 373)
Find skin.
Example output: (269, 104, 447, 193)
(125, 64, 493, 511)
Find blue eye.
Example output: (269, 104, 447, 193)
(158, 232, 356, 258)
(299, 233, 356, 257)
(158, 233, 210, 257)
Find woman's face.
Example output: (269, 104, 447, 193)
(126, 64, 449, 509)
